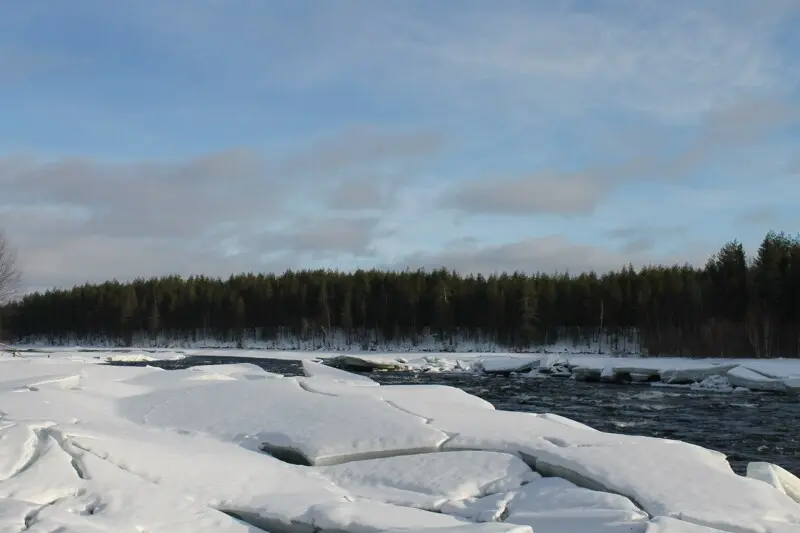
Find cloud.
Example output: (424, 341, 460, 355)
(736, 206, 781, 227)
(0, 45, 84, 87)
(277, 126, 444, 179)
(1, 126, 441, 237)
(14, 234, 278, 292)
(343, 1, 798, 121)
(252, 217, 380, 258)
(788, 155, 800, 175)
(441, 99, 800, 217)
(326, 180, 388, 211)
(733, 205, 800, 231)
(1, 149, 270, 240)
(90, 1, 798, 123)
(393, 234, 712, 276)
(0, 126, 443, 289)
(606, 225, 690, 254)
(442, 173, 605, 216)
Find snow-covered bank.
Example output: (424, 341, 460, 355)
(15, 328, 642, 355)
(5, 345, 800, 394)
(0, 353, 798, 532)
(323, 353, 800, 394)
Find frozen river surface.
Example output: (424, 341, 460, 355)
(123, 355, 800, 476)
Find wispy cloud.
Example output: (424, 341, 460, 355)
(68, 0, 797, 121)
(0, 126, 442, 288)
(251, 216, 381, 258)
(393, 233, 712, 276)
(442, 172, 605, 216)
(329, 1, 798, 121)
(440, 99, 800, 217)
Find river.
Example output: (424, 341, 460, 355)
(110, 355, 800, 476)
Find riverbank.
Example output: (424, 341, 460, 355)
(107, 354, 800, 475)
(5, 346, 800, 395)
(1, 353, 799, 532)
(8, 332, 642, 355)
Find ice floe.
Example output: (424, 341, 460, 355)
(320, 353, 800, 394)
(317, 451, 538, 510)
(0, 352, 798, 533)
(118, 377, 450, 465)
(748, 462, 800, 504)
(9, 346, 800, 394)
(727, 366, 793, 393)
(500, 476, 650, 533)
(301, 360, 379, 386)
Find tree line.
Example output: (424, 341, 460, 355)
(2, 230, 800, 358)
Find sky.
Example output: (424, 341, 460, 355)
(1, 0, 799, 293)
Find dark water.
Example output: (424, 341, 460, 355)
(113, 355, 800, 476)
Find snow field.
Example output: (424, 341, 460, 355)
(0, 354, 798, 532)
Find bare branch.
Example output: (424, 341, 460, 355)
(0, 230, 21, 304)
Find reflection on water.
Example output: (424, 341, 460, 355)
(111, 355, 800, 476)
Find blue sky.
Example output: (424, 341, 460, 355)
(1, 0, 799, 291)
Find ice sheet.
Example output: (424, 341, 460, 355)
(324, 355, 410, 371)
(118, 377, 450, 465)
(475, 357, 539, 374)
(0, 424, 261, 532)
(440, 475, 649, 533)
(440, 491, 517, 523)
(728, 366, 792, 393)
(9, 346, 800, 393)
(302, 359, 379, 385)
(61, 424, 470, 532)
(644, 517, 731, 533)
(534, 440, 800, 533)
(1, 352, 798, 533)
(433, 408, 637, 458)
(318, 451, 537, 510)
(748, 462, 800, 504)
(378, 524, 533, 533)
(298, 499, 470, 533)
(297, 378, 495, 421)
(502, 476, 649, 533)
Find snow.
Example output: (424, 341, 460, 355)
(501, 476, 649, 533)
(690, 374, 739, 393)
(301, 360, 379, 386)
(307, 352, 800, 394)
(103, 351, 188, 362)
(645, 517, 732, 533)
(318, 451, 538, 510)
(748, 463, 800, 504)
(533, 441, 800, 533)
(0, 351, 798, 533)
(476, 357, 539, 374)
(14, 330, 642, 355)
(118, 378, 450, 465)
(321, 353, 800, 395)
(439, 476, 650, 532)
(727, 366, 793, 393)
(380, 525, 532, 533)
(296, 380, 496, 420)
(7, 346, 800, 395)
(323, 354, 411, 371)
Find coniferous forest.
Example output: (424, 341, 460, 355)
(2, 230, 800, 358)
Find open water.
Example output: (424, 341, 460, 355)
(110, 355, 800, 476)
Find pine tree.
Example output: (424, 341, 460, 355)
(3, 229, 800, 358)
